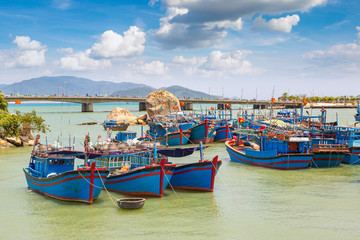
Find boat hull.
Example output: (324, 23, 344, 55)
(170, 158, 221, 191)
(23, 168, 108, 203)
(214, 126, 233, 142)
(103, 124, 129, 131)
(189, 122, 216, 144)
(104, 165, 175, 197)
(158, 131, 190, 146)
(311, 153, 344, 168)
(342, 147, 360, 164)
(225, 141, 312, 170)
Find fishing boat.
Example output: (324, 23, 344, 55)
(156, 130, 191, 146)
(343, 140, 360, 164)
(189, 120, 216, 144)
(214, 120, 233, 142)
(225, 136, 313, 170)
(24, 149, 108, 204)
(310, 138, 348, 168)
(169, 156, 222, 191)
(103, 120, 129, 131)
(155, 145, 209, 158)
(89, 151, 175, 197)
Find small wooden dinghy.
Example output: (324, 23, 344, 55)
(117, 198, 145, 209)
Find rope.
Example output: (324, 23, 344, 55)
(162, 167, 180, 199)
(96, 169, 118, 207)
(209, 158, 238, 201)
(76, 168, 118, 207)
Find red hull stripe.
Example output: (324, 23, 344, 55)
(228, 149, 310, 166)
(26, 174, 106, 187)
(28, 187, 93, 203)
(159, 134, 190, 142)
(106, 171, 173, 184)
(173, 167, 212, 175)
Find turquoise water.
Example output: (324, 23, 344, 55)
(1, 103, 360, 239)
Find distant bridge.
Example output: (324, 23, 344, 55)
(4, 95, 301, 112)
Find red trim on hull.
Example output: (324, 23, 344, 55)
(25, 174, 107, 187)
(173, 167, 212, 175)
(105, 170, 173, 184)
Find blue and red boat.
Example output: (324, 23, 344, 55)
(189, 120, 216, 144)
(169, 156, 222, 191)
(310, 138, 348, 168)
(24, 153, 108, 204)
(214, 120, 233, 142)
(343, 140, 360, 164)
(89, 151, 176, 197)
(225, 137, 312, 170)
(157, 130, 191, 146)
(355, 101, 360, 121)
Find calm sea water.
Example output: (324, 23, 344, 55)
(1, 103, 360, 240)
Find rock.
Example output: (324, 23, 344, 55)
(107, 107, 134, 123)
(6, 137, 23, 147)
(0, 138, 13, 148)
(79, 122, 98, 125)
(27, 140, 35, 146)
(145, 90, 181, 118)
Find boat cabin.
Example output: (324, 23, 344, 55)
(29, 154, 75, 178)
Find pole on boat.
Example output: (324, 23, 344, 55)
(210, 155, 218, 192)
(88, 162, 96, 204)
(153, 143, 157, 160)
(73, 136, 75, 151)
(180, 128, 183, 147)
(69, 133, 71, 150)
(199, 141, 204, 162)
(205, 119, 208, 140)
(159, 158, 166, 197)
(226, 124, 229, 140)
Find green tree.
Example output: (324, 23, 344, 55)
(0, 91, 8, 111)
(0, 94, 49, 138)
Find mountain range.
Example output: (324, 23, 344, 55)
(0, 76, 219, 99)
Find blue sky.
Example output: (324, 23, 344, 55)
(0, 0, 359, 98)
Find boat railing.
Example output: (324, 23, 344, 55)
(28, 167, 43, 178)
(312, 144, 349, 153)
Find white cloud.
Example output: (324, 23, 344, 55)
(59, 49, 111, 71)
(52, 0, 71, 10)
(6, 36, 47, 68)
(253, 15, 300, 33)
(154, 0, 325, 48)
(303, 27, 360, 71)
(173, 50, 256, 76)
(130, 60, 169, 75)
(57, 47, 73, 54)
(58, 26, 146, 71)
(90, 27, 146, 58)
(205, 17, 243, 31)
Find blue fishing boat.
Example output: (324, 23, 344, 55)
(90, 152, 175, 197)
(343, 140, 360, 164)
(309, 138, 348, 168)
(157, 130, 191, 146)
(214, 120, 233, 142)
(189, 120, 216, 144)
(24, 153, 108, 204)
(169, 156, 221, 191)
(103, 120, 129, 131)
(225, 136, 313, 170)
